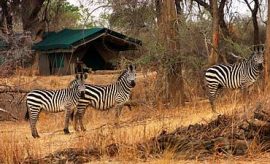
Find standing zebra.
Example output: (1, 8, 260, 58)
(73, 65, 136, 131)
(25, 74, 87, 138)
(205, 45, 264, 113)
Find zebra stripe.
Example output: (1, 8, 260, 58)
(74, 65, 136, 131)
(25, 75, 86, 138)
(205, 45, 264, 113)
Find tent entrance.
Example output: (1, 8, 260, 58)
(81, 48, 106, 71)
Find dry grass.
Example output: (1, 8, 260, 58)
(0, 72, 269, 163)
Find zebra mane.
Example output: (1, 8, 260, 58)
(68, 79, 78, 88)
(117, 70, 128, 81)
(246, 52, 257, 61)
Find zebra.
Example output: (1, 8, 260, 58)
(205, 45, 264, 113)
(73, 65, 136, 131)
(25, 73, 87, 138)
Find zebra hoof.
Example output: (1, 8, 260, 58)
(114, 122, 120, 128)
(64, 128, 70, 134)
(32, 134, 40, 138)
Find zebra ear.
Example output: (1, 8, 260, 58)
(260, 45, 265, 52)
(129, 65, 133, 71)
(253, 44, 265, 53)
(75, 74, 80, 80)
(83, 73, 88, 80)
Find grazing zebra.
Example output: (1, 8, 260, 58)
(25, 74, 87, 138)
(73, 65, 136, 131)
(205, 45, 264, 113)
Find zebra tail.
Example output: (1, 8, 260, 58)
(25, 104, 29, 121)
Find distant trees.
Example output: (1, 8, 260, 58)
(0, 0, 81, 39)
(42, 0, 81, 31)
(0, 0, 46, 38)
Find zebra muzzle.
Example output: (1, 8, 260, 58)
(130, 81, 136, 87)
(80, 91, 85, 98)
(258, 63, 264, 71)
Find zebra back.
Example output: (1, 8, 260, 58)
(78, 64, 136, 110)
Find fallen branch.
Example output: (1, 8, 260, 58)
(0, 108, 18, 121)
(0, 85, 29, 93)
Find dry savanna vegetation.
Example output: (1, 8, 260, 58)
(2, 0, 270, 163)
(0, 70, 270, 163)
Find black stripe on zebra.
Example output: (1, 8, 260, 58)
(205, 45, 264, 113)
(73, 65, 136, 131)
(25, 74, 87, 138)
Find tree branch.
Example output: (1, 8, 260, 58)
(244, 0, 253, 12)
(193, 0, 211, 12)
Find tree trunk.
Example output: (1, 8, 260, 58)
(252, 3, 259, 45)
(21, 0, 46, 41)
(209, 0, 219, 66)
(218, 0, 230, 37)
(156, 0, 185, 107)
(253, 14, 259, 45)
(175, 0, 182, 15)
(264, 0, 270, 89)
(244, 0, 260, 45)
(0, 0, 13, 34)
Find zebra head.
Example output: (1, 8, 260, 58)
(126, 64, 136, 87)
(251, 45, 264, 70)
(71, 73, 87, 98)
(118, 65, 136, 88)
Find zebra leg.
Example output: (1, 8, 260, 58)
(64, 108, 72, 134)
(74, 110, 79, 131)
(208, 84, 220, 113)
(78, 109, 87, 131)
(115, 105, 124, 118)
(28, 107, 41, 138)
(124, 103, 132, 111)
(114, 105, 124, 127)
(240, 84, 249, 102)
(74, 105, 87, 132)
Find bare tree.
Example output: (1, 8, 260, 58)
(21, 0, 46, 40)
(244, 0, 260, 45)
(193, 0, 229, 37)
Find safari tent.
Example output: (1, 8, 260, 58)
(32, 28, 142, 75)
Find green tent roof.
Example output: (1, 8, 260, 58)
(33, 28, 142, 51)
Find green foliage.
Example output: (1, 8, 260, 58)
(44, 0, 81, 31)
(109, 1, 156, 34)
